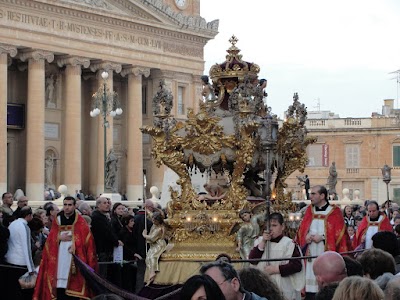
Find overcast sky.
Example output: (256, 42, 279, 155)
(200, 0, 400, 118)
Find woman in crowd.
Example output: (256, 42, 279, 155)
(28, 216, 45, 266)
(111, 202, 126, 237)
(180, 274, 226, 300)
(390, 209, 399, 225)
(332, 276, 384, 300)
(343, 205, 355, 227)
(347, 225, 355, 244)
(118, 214, 141, 293)
(34, 208, 49, 237)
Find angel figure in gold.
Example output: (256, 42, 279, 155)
(235, 209, 262, 260)
(143, 211, 167, 284)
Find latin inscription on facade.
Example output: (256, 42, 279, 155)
(45, 123, 59, 140)
(0, 7, 202, 58)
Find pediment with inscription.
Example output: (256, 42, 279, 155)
(51, 0, 218, 33)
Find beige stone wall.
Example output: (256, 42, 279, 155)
(286, 118, 400, 204)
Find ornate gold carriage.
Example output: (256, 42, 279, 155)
(141, 36, 316, 284)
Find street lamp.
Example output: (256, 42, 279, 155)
(90, 71, 122, 192)
(382, 164, 392, 202)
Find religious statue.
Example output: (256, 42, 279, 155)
(152, 79, 173, 117)
(259, 78, 268, 97)
(201, 75, 216, 102)
(142, 211, 167, 285)
(382, 164, 392, 182)
(236, 209, 261, 260)
(297, 174, 310, 199)
(327, 161, 338, 194)
(46, 74, 56, 108)
(105, 149, 118, 192)
(45, 155, 55, 187)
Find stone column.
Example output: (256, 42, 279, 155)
(19, 50, 54, 199)
(121, 66, 150, 201)
(0, 45, 17, 193)
(90, 62, 121, 196)
(57, 56, 90, 195)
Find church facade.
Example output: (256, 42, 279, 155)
(0, 0, 218, 200)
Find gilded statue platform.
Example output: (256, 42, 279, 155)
(141, 36, 315, 285)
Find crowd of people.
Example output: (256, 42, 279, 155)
(0, 191, 158, 299)
(1, 184, 400, 300)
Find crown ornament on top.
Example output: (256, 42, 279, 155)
(209, 35, 260, 82)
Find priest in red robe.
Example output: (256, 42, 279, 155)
(33, 197, 98, 300)
(353, 200, 393, 250)
(295, 185, 350, 299)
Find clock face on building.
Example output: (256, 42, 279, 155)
(175, 0, 188, 9)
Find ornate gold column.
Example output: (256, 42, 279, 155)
(90, 61, 121, 196)
(57, 56, 90, 194)
(19, 50, 54, 199)
(0, 44, 17, 193)
(121, 66, 150, 201)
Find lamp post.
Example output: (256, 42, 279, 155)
(90, 71, 122, 192)
(382, 164, 392, 202)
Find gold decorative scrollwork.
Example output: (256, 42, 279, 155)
(182, 107, 235, 155)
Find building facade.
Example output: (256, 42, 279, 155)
(0, 0, 218, 200)
(286, 99, 400, 205)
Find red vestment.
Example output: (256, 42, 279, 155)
(33, 212, 98, 300)
(295, 205, 351, 253)
(353, 213, 392, 249)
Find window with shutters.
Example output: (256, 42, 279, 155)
(307, 145, 322, 167)
(177, 86, 185, 115)
(393, 187, 400, 204)
(306, 144, 329, 167)
(393, 145, 400, 167)
(346, 144, 359, 168)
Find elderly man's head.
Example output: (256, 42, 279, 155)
(78, 201, 93, 216)
(144, 199, 155, 212)
(17, 196, 28, 208)
(96, 197, 111, 214)
(313, 251, 347, 288)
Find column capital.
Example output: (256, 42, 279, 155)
(56, 55, 90, 68)
(19, 49, 54, 63)
(90, 61, 122, 74)
(0, 44, 17, 57)
(121, 66, 150, 78)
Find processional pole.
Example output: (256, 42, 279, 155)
(263, 149, 272, 261)
(260, 110, 279, 262)
(143, 170, 148, 252)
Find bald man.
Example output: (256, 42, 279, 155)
(12, 196, 28, 218)
(313, 251, 347, 289)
